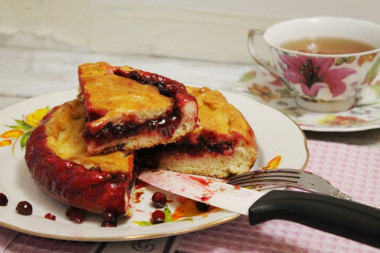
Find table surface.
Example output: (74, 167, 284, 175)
(1, 46, 380, 252)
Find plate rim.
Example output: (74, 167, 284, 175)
(234, 68, 380, 133)
(0, 88, 309, 241)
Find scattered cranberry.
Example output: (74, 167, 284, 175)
(16, 201, 33, 215)
(102, 211, 116, 222)
(0, 193, 8, 206)
(66, 207, 85, 224)
(101, 221, 117, 227)
(151, 210, 165, 224)
(152, 192, 167, 208)
(44, 213, 56, 221)
(196, 201, 210, 212)
(101, 211, 118, 227)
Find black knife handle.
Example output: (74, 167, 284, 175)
(249, 190, 380, 249)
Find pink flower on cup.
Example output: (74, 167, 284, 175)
(279, 54, 357, 97)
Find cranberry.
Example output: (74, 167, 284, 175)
(0, 193, 8, 206)
(114, 173, 127, 182)
(89, 166, 102, 172)
(157, 83, 167, 94)
(44, 213, 56, 221)
(66, 207, 85, 224)
(196, 201, 210, 212)
(101, 211, 118, 227)
(102, 211, 116, 222)
(151, 210, 165, 224)
(152, 192, 167, 208)
(101, 221, 117, 227)
(16, 201, 33, 215)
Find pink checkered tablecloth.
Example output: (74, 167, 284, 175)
(0, 139, 380, 253)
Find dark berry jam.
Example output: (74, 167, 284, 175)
(89, 166, 102, 172)
(114, 69, 186, 98)
(167, 130, 234, 157)
(135, 136, 233, 170)
(16, 201, 33, 215)
(85, 107, 181, 142)
(174, 139, 233, 156)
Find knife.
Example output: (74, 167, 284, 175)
(138, 169, 380, 249)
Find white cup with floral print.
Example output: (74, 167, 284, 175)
(248, 17, 380, 112)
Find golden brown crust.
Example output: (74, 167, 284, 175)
(78, 62, 199, 155)
(46, 99, 133, 174)
(78, 62, 173, 132)
(186, 86, 255, 146)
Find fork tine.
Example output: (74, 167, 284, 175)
(228, 169, 301, 185)
(229, 176, 299, 186)
(242, 183, 292, 191)
(229, 168, 301, 180)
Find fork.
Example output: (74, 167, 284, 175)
(228, 168, 376, 208)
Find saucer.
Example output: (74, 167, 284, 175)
(233, 66, 380, 132)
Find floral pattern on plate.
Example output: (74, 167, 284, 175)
(0, 107, 50, 152)
(0, 106, 226, 228)
(233, 66, 380, 132)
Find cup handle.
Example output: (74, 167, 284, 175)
(247, 29, 293, 90)
(247, 29, 277, 75)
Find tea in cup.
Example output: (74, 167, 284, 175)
(248, 17, 380, 112)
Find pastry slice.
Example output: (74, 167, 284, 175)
(136, 87, 258, 178)
(25, 99, 135, 216)
(78, 62, 198, 155)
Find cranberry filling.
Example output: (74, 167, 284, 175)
(84, 69, 190, 143)
(85, 107, 181, 142)
(167, 130, 234, 157)
(135, 138, 233, 169)
(193, 138, 232, 156)
(114, 69, 187, 98)
(168, 139, 233, 156)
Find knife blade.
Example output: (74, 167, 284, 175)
(138, 169, 380, 249)
(138, 169, 262, 215)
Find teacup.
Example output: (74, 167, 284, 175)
(248, 17, 380, 112)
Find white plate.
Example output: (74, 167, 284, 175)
(234, 66, 380, 132)
(0, 89, 308, 241)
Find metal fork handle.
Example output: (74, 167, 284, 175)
(331, 188, 377, 208)
(247, 183, 378, 209)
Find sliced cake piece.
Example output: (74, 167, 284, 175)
(78, 62, 198, 155)
(25, 99, 135, 216)
(136, 86, 258, 178)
